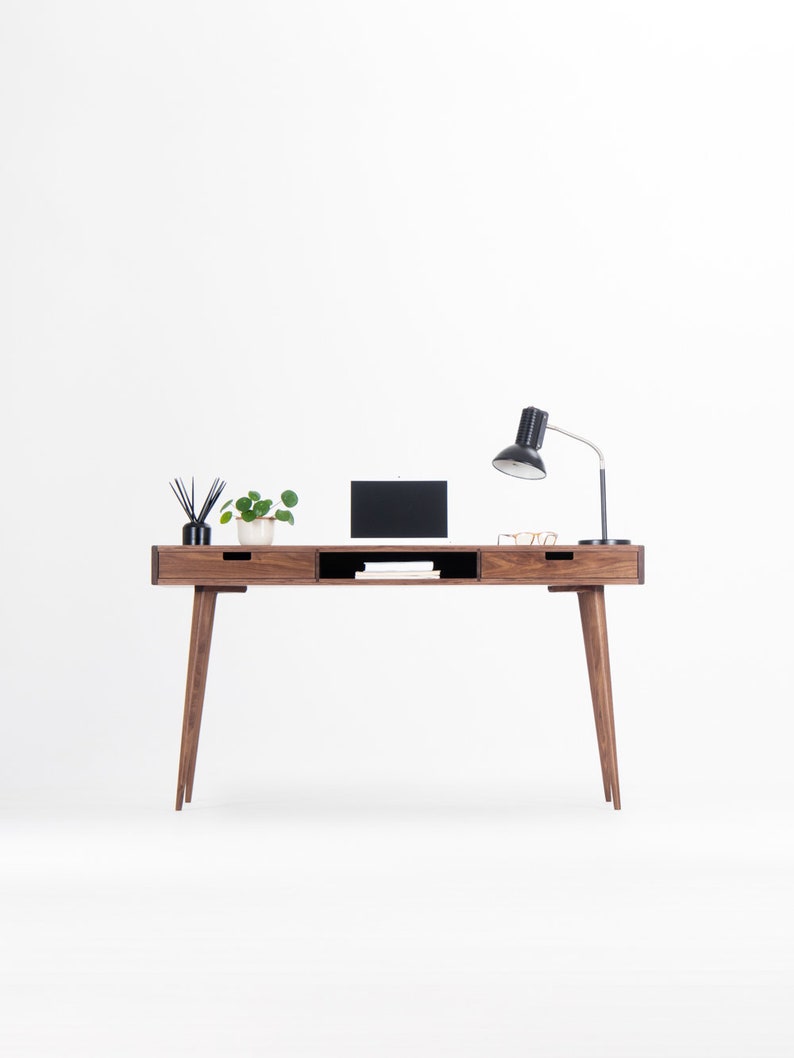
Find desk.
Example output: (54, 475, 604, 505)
(152, 544, 645, 810)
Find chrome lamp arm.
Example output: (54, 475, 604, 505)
(546, 424, 610, 544)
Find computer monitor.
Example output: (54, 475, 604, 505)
(350, 481, 448, 539)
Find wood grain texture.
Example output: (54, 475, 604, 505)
(156, 547, 316, 584)
(479, 546, 642, 584)
(176, 587, 218, 811)
(175, 586, 247, 811)
(576, 588, 621, 810)
(152, 545, 645, 586)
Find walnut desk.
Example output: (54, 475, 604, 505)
(151, 544, 645, 811)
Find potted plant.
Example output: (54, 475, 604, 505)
(220, 489, 298, 545)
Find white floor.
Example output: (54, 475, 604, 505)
(2, 780, 792, 1058)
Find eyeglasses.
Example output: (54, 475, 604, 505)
(497, 530, 558, 546)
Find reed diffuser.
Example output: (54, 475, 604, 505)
(170, 477, 226, 544)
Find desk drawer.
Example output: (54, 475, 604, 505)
(480, 547, 643, 584)
(154, 547, 316, 584)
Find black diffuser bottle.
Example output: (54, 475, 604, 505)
(182, 521, 212, 545)
(170, 477, 226, 545)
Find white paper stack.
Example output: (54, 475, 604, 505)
(354, 560, 440, 580)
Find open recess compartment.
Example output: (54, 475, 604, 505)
(317, 550, 479, 580)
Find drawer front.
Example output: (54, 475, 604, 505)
(154, 548, 317, 584)
(480, 547, 642, 584)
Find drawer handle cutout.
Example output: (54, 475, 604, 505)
(545, 551, 574, 560)
(223, 552, 252, 561)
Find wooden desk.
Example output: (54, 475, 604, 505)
(152, 544, 645, 811)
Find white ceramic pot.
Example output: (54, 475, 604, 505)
(236, 516, 275, 546)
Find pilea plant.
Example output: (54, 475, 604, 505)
(220, 489, 299, 526)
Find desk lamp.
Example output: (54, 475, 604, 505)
(492, 405, 630, 545)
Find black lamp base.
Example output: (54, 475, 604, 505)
(578, 538, 631, 545)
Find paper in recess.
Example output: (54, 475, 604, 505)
(355, 570, 441, 579)
(362, 560, 435, 572)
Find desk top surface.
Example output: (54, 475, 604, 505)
(152, 544, 644, 587)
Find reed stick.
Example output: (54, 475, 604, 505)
(169, 477, 227, 524)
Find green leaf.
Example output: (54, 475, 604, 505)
(220, 511, 232, 524)
(248, 490, 261, 501)
(220, 499, 233, 511)
(236, 496, 252, 512)
(253, 499, 272, 518)
(281, 490, 298, 508)
(275, 509, 294, 525)
(241, 509, 257, 522)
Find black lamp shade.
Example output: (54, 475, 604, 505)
(492, 406, 549, 479)
(492, 445, 546, 478)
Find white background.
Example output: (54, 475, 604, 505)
(2, 3, 793, 1055)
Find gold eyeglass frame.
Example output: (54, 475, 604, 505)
(497, 531, 559, 546)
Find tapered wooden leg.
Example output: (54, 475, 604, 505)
(176, 586, 246, 810)
(582, 633, 613, 804)
(577, 588, 621, 809)
(176, 588, 218, 810)
(549, 585, 621, 810)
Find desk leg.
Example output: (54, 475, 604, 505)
(550, 586, 621, 810)
(176, 586, 246, 811)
